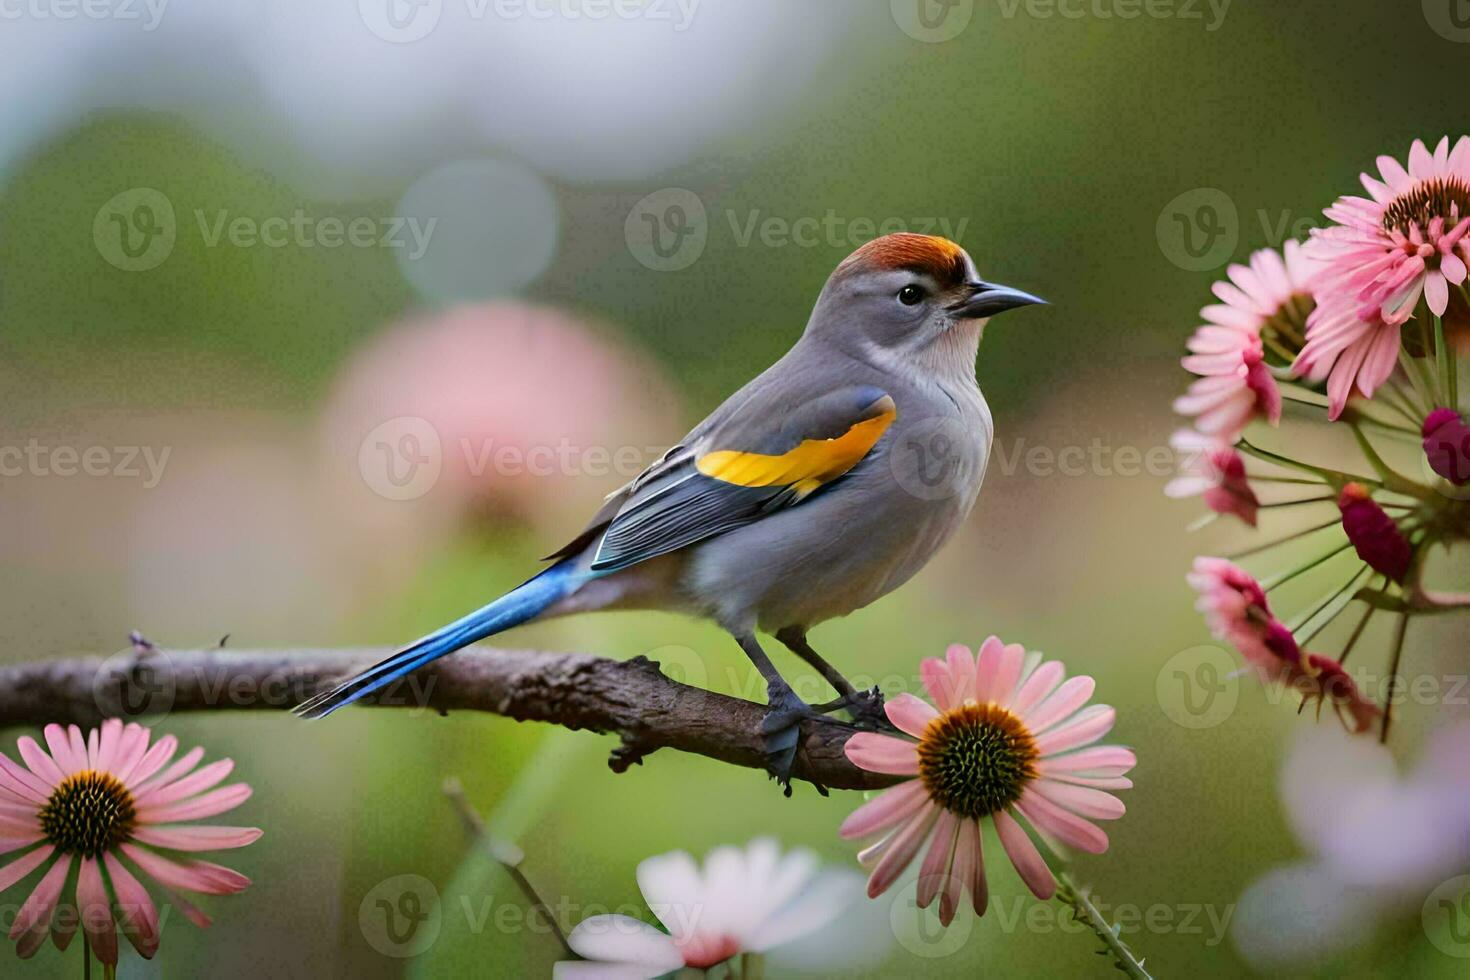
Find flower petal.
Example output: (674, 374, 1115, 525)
(839, 780, 930, 840)
(77, 857, 118, 966)
(843, 733, 919, 776)
(134, 759, 234, 808)
(635, 850, 700, 939)
(1023, 675, 1096, 733)
(0, 755, 52, 804)
(103, 853, 160, 960)
(119, 844, 250, 895)
(865, 805, 939, 898)
(972, 637, 1006, 704)
(942, 819, 978, 925)
(0, 844, 54, 892)
(884, 694, 938, 739)
(16, 738, 64, 788)
(43, 726, 84, 776)
(131, 825, 264, 852)
(132, 746, 204, 796)
(1032, 779, 1127, 821)
(994, 810, 1055, 900)
(138, 783, 252, 824)
(124, 735, 179, 790)
(1016, 789, 1109, 854)
(9, 853, 70, 948)
(915, 810, 960, 909)
(1035, 705, 1116, 756)
(1009, 660, 1065, 718)
(965, 818, 988, 916)
(1037, 746, 1137, 777)
(565, 915, 682, 972)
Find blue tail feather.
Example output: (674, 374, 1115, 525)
(295, 560, 585, 719)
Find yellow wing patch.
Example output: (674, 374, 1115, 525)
(696, 399, 897, 497)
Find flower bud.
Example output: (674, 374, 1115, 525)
(1337, 483, 1411, 583)
(1422, 407, 1470, 486)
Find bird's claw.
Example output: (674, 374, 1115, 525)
(759, 683, 827, 797)
(813, 685, 891, 731)
(843, 685, 890, 731)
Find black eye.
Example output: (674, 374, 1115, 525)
(897, 284, 925, 306)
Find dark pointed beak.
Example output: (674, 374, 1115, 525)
(948, 280, 1046, 319)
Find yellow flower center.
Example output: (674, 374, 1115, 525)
(917, 702, 1039, 819)
(39, 770, 137, 857)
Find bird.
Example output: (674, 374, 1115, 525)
(295, 233, 1044, 791)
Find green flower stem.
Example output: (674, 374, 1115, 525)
(443, 778, 576, 960)
(1398, 349, 1435, 415)
(1435, 314, 1452, 410)
(737, 952, 766, 979)
(1346, 424, 1438, 502)
(1236, 440, 1380, 490)
(1033, 836, 1152, 979)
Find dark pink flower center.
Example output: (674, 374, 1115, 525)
(678, 933, 741, 969)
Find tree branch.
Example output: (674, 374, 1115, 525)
(0, 645, 899, 793)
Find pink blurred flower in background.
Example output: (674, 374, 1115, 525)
(554, 838, 862, 978)
(320, 302, 680, 535)
(1173, 243, 1319, 441)
(1165, 430, 1260, 526)
(1233, 721, 1470, 965)
(0, 720, 259, 966)
(841, 638, 1134, 925)
(1308, 136, 1470, 324)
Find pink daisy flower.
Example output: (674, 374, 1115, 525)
(1187, 558, 1381, 734)
(1165, 430, 1260, 526)
(839, 638, 1135, 925)
(1173, 243, 1319, 441)
(1188, 557, 1300, 681)
(555, 839, 860, 978)
(0, 719, 260, 966)
(1308, 135, 1470, 324)
(1291, 302, 1401, 420)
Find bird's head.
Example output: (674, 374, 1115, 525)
(806, 233, 1044, 369)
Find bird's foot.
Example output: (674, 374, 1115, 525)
(815, 685, 890, 731)
(759, 683, 828, 798)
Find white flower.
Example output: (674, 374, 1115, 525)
(554, 839, 862, 978)
(1232, 721, 1470, 965)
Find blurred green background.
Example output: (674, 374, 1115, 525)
(2, 1, 1467, 977)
